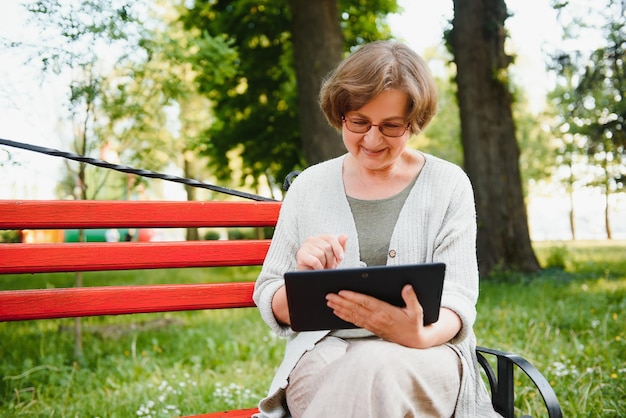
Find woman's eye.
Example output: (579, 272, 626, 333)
(383, 123, 403, 129)
(352, 120, 369, 126)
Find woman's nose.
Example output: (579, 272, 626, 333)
(363, 125, 383, 142)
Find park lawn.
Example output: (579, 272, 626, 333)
(476, 240, 626, 417)
(0, 241, 625, 417)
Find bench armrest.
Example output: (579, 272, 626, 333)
(476, 346, 562, 418)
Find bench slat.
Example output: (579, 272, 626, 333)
(0, 282, 256, 321)
(0, 241, 271, 274)
(0, 200, 281, 229)
(185, 407, 259, 417)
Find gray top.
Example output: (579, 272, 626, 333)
(347, 174, 418, 267)
(331, 175, 420, 339)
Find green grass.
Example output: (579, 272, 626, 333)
(1, 243, 625, 417)
(477, 240, 626, 417)
(0, 267, 282, 417)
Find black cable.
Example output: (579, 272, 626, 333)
(0, 138, 278, 202)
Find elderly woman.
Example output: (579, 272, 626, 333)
(253, 40, 500, 418)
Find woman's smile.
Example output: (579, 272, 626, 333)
(360, 144, 386, 156)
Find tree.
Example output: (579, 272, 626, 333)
(448, 0, 540, 275)
(415, 46, 553, 201)
(21, 0, 148, 360)
(549, 0, 626, 239)
(181, 0, 301, 189)
(18, 0, 164, 202)
(181, 0, 399, 187)
(289, 0, 346, 164)
(99, 0, 238, 236)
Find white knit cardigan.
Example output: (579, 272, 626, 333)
(253, 154, 499, 417)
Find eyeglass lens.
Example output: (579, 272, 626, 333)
(343, 117, 409, 137)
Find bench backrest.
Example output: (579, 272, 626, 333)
(0, 200, 281, 321)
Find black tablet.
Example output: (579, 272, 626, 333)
(284, 262, 446, 332)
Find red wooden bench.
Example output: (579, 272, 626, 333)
(0, 199, 562, 418)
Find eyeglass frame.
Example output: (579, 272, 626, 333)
(341, 115, 411, 138)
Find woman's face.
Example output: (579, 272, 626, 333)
(342, 89, 410, 173)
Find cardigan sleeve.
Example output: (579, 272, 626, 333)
(253, 179, 303, 337)
(432, 166, 479, 344)
(253, 156, 359, 337)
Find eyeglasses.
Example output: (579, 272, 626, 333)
(342, 116, 410, 138)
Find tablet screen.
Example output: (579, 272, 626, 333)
(284, 263, 445, 332)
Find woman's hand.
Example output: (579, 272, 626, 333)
(296, 234, 348, 270)
(271, 234, 348, 326)
(325, 284, 462, 348)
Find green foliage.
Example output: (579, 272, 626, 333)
(181, 0, 300, 185)
(181, 0, 399, 186)
(96, 2, 239, 195)
(204, 230, 222, 240)
(0, 230, 20, 243)
(1, 243, 625, 416)
(543, 245, 569, 269)
(339, 0, 400, 46)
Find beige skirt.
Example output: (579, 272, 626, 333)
(285, 336, 462, 418)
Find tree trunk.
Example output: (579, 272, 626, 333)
(450, 0, 540, 275)
(567, 162, 576, 240)
(568, 186, 576, 240)
(605, 187, 612, 239)
(289, 0, 346, 164)
(603, 160, 613, 239)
